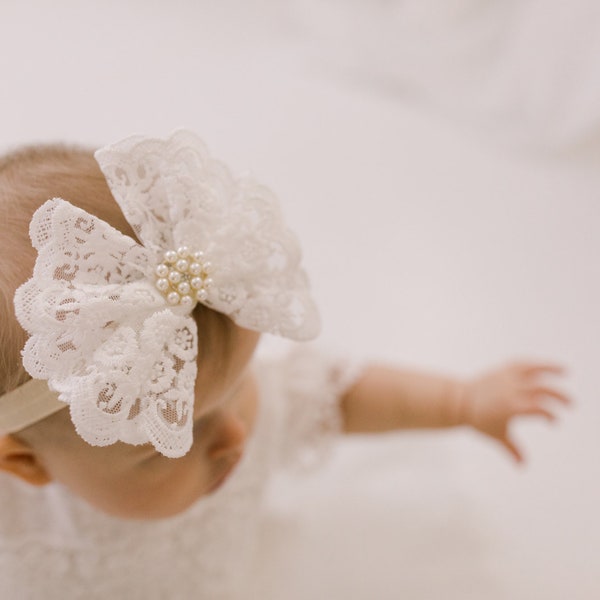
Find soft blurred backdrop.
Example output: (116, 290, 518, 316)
(1, 1, 598, 598)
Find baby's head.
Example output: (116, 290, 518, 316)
(0, 141, 262, 518)
(0, 132, 318, 519)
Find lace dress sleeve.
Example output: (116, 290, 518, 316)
(267, 346, 364, 471)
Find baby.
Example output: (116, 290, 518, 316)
(0, 132, 569, 598)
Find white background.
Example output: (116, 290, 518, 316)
(1, 1, 598, 598)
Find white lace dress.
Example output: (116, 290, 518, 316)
(0, 349, 358, 600)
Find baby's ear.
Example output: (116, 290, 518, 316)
(0, 435, 52, 486)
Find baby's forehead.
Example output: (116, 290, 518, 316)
(19, 406, 153, 464)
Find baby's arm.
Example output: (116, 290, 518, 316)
(340, 362, 570, 462)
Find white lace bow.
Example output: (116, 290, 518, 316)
(14, 130, 320, 457)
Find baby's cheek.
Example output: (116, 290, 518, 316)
(82, 453, 203, 519)
(136, 451, 211, 517)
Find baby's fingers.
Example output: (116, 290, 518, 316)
(515, 363, 565, 377)
(517, 405, 556, 422)
(499, 435, 524, 464)
(528, 385, 571, 406)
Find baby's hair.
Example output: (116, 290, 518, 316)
(0, 143, 235, 409)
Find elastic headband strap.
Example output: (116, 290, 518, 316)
(0, 379, 65, 435)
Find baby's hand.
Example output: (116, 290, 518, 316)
(462, 363, 570, 463)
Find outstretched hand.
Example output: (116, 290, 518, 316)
(462, 363, 571, 463)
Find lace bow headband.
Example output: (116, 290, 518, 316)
(3, 130, 320, 457)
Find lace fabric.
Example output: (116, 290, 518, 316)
(95, 131, 320, 339)
(268, 347, 364, 471)
(0, 350, 361, 600)
(15, 197, 199, 456)
(13, 131, 320, 457)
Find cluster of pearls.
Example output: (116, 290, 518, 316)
(154, 247, 213, 308)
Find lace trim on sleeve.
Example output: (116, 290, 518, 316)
(277, 347, 364, 471)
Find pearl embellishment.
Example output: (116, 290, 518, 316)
(154, 247, 213, 306)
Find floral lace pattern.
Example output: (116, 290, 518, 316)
(0, 350, 357, 600)
(95, 131, 320, 338)
(14, 131, 320, 457)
